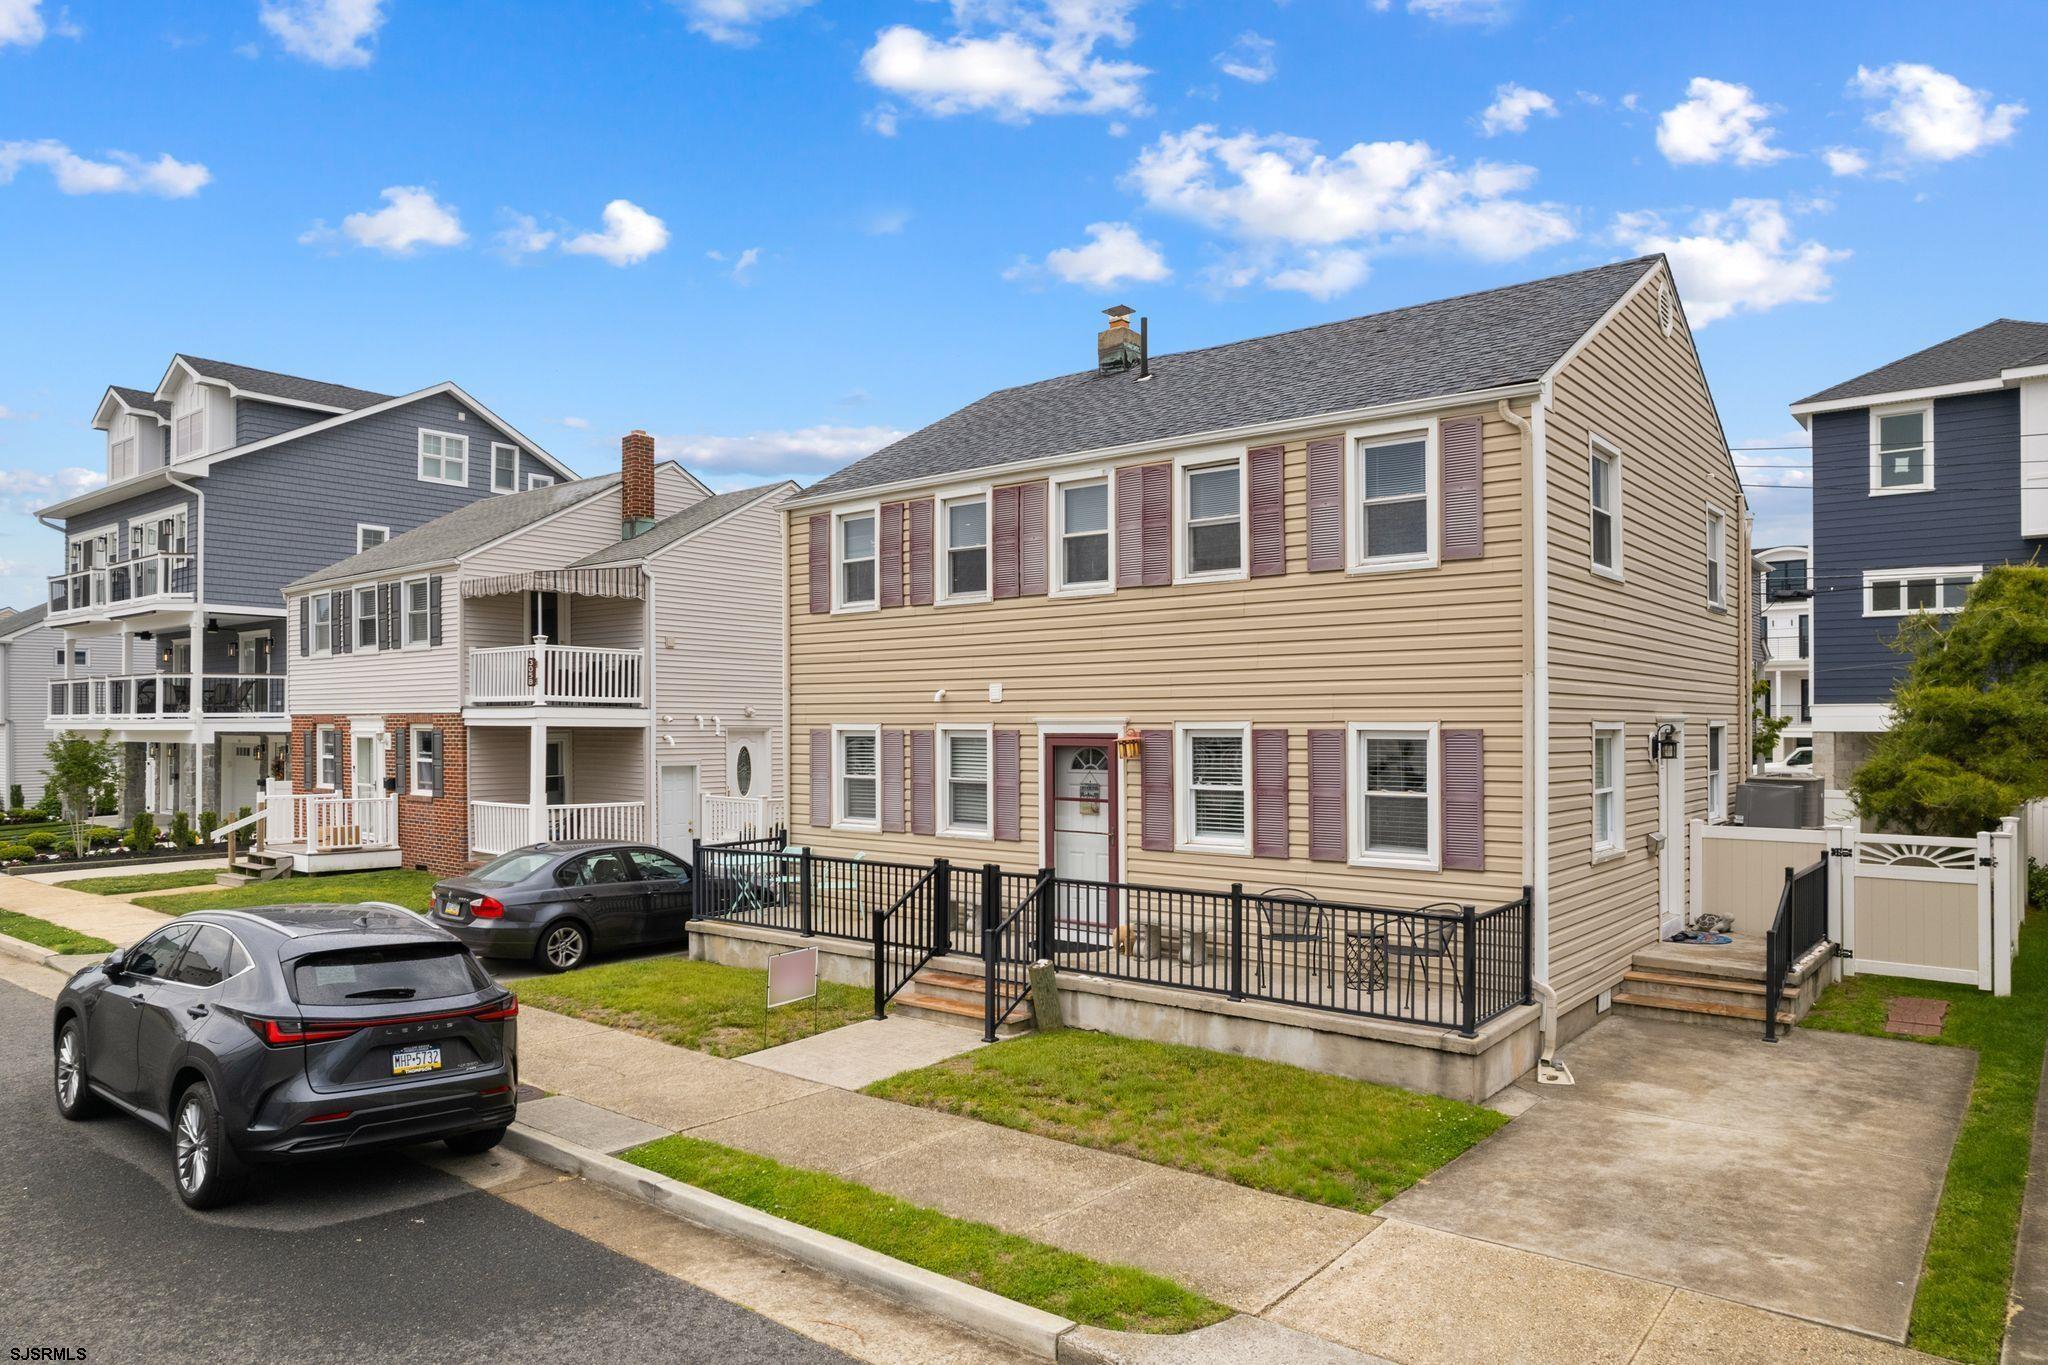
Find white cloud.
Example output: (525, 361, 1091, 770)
(1619, 92, 1641, 112)
(560, 416, 590, 430)
(492, 210, 556, 261)
(0, 140, 211, 197)
(860, 0, 1148, 127)
(0, 0, 44, 47)
(1214, 31, 1275, 84)
(562, 199, 670, 267)
(864, 207, 911, 235)
(0, 406, 14, 419)
(1478, 83, 1557, 137)
(653, 425, 907, 476)
(668, 0, 814, 45)
(1656, 77, 1788, 167)
(1124, 124, 1573, 296)
(1852, 62, 2024, 162)
(1010, 221, 1170, 290)
(1265, 249, 1370, 300)
(1398, 0, 1511, 24)
(1614, 199, 1847, 327)
(0, 465, 106, 512)
(1821, 146, 1870, 177)
(260, 0, 385, 68)
(709, 245, 762, 283)
(309, 185, 466, 256)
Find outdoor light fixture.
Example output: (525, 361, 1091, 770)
(1649, 723, 1680, 763)
(1115, 726, 1143, 762)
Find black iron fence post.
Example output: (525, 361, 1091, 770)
(1520, 884, 1535, 1006)
(799, 847, 814, 938)
(690, 837, 704, 923)
(1035, 864, 1055, 960)
(1228, 884, 1245, 1001)
(980, 863, 1000, 1043)
(933, 857, 952, 958)
(870, 909, 886, 1019)
(1459, 904, 1478, 1038)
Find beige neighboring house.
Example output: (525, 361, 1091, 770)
(762, 256, 1751, 1095)
(269, 433, 793, 876)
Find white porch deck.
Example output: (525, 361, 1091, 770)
(469, 799, 647, 856)
(245, 789, 405, 874)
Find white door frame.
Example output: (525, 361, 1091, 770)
(659, 760, 700, 852)
(1657, 716, 1687, 939)
(1034, 718, 1126, 886)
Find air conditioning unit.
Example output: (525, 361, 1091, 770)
(1735, 776, 1824, 829)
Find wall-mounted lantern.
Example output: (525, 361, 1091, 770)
(1114, 726, 1143, 762)
(1649, 723, 1680, 763)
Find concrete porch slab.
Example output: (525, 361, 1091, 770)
(515, 1095, 671, 1155)
(740, 1015, 987, 1089)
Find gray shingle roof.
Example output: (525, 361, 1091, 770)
(0, 602, 51, 640)
(179, 355, 393, 412)
(1795, 319, 2048, 407)
(287, 474, 619, 592)
(570, 482, 791, 567)
(110, 386, 172, 418)
(801, 257, 1661, 501)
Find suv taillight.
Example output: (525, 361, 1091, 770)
(475, 995, 519, 1022)
(246, 1017, 356, 1046)
(472, 896, 506, 919)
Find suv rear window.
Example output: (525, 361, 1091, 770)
(292, 945, 491, 1006)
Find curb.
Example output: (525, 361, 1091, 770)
(502, 1122, 1077, 1359)
(0, 930, 61, 968)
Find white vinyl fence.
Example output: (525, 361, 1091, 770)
(1692, 813, 2029, 995)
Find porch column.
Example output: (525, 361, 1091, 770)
(528, 724, 549, 844)
(187, 607, 205, 724)
(200, 738, 221, 819)
(118, 744, 146, 823)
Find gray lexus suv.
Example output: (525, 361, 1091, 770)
(52, 904, 518, 1209)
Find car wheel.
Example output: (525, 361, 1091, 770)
(53, 1019, 104, 1120)
(172, 1081, 249, 1211)
(536, 921, 588, 973)
(445, 1126, 507, 1156)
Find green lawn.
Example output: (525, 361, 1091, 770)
(140, 869, 438, 915)
(623, 1134, 1228, 1333)
(518, 956, 872, 1057)
(866, 1028, 1508, 1214)
(0, 909, 115, 956)
(1802, 914, 2048, 1364)
(61, 868, 224, 896)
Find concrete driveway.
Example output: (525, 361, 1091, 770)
(1371, 1015, 1975, 1342)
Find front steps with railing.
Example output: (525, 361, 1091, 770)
(1610, 934, 1832, 1033)
(891, 961, 1036, 1037)
(219, 848, 291, 887)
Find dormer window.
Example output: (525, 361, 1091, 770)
(110, 436, 136, 483)
(174, 411, 204, 459)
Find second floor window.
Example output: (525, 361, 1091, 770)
(1590, 445, 1620, 574)
(942, 495, 988, 599)
(354, 587, 379, 650)
(492, 443, 519, 493)
(1797, 614, 1809, 659)
(403, 578, 432, 645)
(174, 411, 203, 458)
(110, 437, 136, 482)
(1057, 479, 1110, 589)
(1871, 405, 1931, 493)
(1358, 432, 1429, 566)
(1705, 508, 1727, 608)
(309, 594, 332, 655)
(838, 513, 876, 608)
(1865, 566, 1980, 617)
(1183, 462, 1241, 578)
(418, 430, 468, 486)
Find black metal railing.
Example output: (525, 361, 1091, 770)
(871, 862, 943, 1018)
(1764, 856, 1829, 1043)
(983, 868, 1050, 1041)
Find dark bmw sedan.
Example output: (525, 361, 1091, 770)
(53, 905, 517, 1210)
(431, 842, 692, 972)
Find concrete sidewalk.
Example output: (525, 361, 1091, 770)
(0, 867, 181, 945)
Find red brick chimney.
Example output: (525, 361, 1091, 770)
(621, 429, 655, 538)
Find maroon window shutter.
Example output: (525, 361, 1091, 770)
(1308, 728, 1345, 861)
(1307, 437, 1343, 572)
(879, 502, 905, 607)
(992, 484, 1021, 599)
(1252, 727, 1289, 858)
(1141, 461, 1170, 587)
(1140, 728, 1172, 851)
(1115, 466, 1144, 588)
(881, 727, 906, 832)
(1441, 728, 1485, 870)
(909, 730, 935, 836)
(1440, 416, 1484, 562)
(907, 499, 935, 607)
(809, 728, 831, 828)
(1017, 481, 1048, 596)
(994, 729, 1021, 841)
(1249, 444, 1286, 577)
(807, 514, 830, 613)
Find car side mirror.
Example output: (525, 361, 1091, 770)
(103, 948, 127, 977)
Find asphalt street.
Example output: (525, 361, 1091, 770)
(0, 973, 854, 1365)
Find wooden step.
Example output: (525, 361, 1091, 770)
(1611, 991, 1792, 1027)
(1623, 969, 1770, 997)
(893, 991, 985, 1020)
(890, 990, 1034, 1036)
(915, 968, 987, 993)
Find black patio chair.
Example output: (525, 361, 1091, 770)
(1386, 904, 1464, 1017)
(1255, 887, 1328, 992)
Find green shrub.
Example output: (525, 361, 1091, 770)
(0, 843, 34, 862)
(86, 826, 122, 847)
(32, 790, 60, 819)
(5, 808, 30, 823)
(169, 810, 197, 850)
(238, 805, 252, 821)
(7, 784, 21, 810)
(2032, 859, 2048, 914)
(199, 810, 220, 844)
(127, 811, 157, 851)
(21, 830, 58, 852)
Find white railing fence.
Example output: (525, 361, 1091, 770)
(702, 794, 787, 844)
(262, 785, 398, 853)
(466, 642, 644, 706)
(549, 801, 645, 844)
(469, 801, 531, 858)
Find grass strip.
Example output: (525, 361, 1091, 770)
(1802, 914, 2048, 1363)
(143, 869, 438, 915)
(519, 956, 872, 1057)
(622, 1133, 1230, 1334)
(61, 868, 223, 896)
(0, 909, 115, 956)
(867, 1028, 1508, 1214)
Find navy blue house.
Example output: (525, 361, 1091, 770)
(1791, 320, 2048, 803)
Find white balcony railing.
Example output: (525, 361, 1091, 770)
(48, 552, 196, 617)
(703, 794, 786, 844)
(468, 799, 648, 856)
(47, 672, 286, 724)
(467, 641, 644, 706)
(469, 802, 532, 859)
(265, 789, 398, 853)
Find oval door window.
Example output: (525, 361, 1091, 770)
(735, 745, 755, 796)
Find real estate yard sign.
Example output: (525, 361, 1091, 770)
(765, 946, 820, 1048)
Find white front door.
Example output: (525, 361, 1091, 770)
(223, 739, 265, 816)
(659, 763, 698, 857)
(353, 732, 386, 800)
(1658, 721, 1687, 939)
(1048, 743, 1114, 940)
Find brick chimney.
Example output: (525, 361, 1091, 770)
(1097, 304, 1141, 373)
(621, 429, 655, 539)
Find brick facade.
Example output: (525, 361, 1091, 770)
(621, 429, 655, 525)
(288, 713, 471, 874)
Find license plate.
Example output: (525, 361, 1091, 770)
(392, 1045, 442, 1075)
(441, 899, 463, 919)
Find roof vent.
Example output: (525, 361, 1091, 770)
(1098, 305, 1143, 374)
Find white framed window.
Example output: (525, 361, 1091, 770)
(937, 490, 990, 604)
(1869, 403, 1933, 494)
(110, 436, 136, 483)
(833, 508, 878, 611)
(1349, 722, 1440, 870)
(1176, 723, 1249, 854)
(417, 429, 469, 486)
(1592, 723, 1624, 854)
(409, 725, 439, 796)
(491, 442, 519, 493)
(1705, 506, 1727, 609)
(316, 725, 340, 790)
(833, 725, 880, 830)
(1051, 472, 1112, 594)
(357, 524, 389, 552)
(1863, 565, 1981, 617)
(174, 410, 204, 459)
(353, 586, 379, 651)
(401, 577, 432, 647)
(938, 724, 993, 838)
(308, 593, 333, 655)
(1707, 722, 1727, 822)
(1175, 453, 1246, 583)
(1590, 438, 1622, 579)
(526, 473, 555, 490)
(1348, 421, 1436, 572)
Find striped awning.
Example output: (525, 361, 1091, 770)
(461, 566, 644, 600)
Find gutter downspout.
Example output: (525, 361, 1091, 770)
(165, 471, 207, 817)
(1500, 390, 1557, 1062)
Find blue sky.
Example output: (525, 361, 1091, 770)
(2, 0, 2041, 605)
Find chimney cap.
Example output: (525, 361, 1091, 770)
(1103, 304, 1135, 321)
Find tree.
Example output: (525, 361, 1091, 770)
(1851, 565, 2048, 836)
(44, 731, 121, 859)
(1751, 678, 1790, 766)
